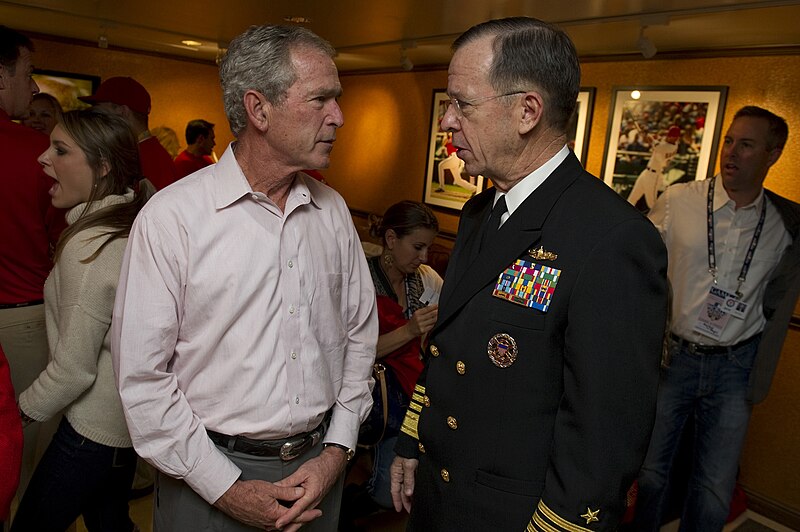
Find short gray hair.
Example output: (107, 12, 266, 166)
(453, 17, 580, 132)
(219, 25, 336, 136)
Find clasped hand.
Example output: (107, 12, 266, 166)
(214, 446, 347, 531)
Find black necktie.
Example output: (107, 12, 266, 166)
(479, 195, 507, 251)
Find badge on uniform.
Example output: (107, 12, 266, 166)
(493, 258, 561, 312)
(487, 333, 517, 368)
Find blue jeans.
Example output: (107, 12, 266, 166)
(632, 336, 758, 532)
(366, 435, 398, 509)
(11, 418, 137, 532)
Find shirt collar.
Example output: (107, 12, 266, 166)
(712, 174, 765, 212)
(494, 145, 570, 215)
(213, 143, 319, 211)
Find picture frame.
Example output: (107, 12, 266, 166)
(602, 86, 728, 213)
(422, 90, 485, 212)
(568, 87, 596, 164)
(33, 69, 100, 112)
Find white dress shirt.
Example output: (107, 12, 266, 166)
(649, 175, 790, 345)
(111, 143, 377, 504)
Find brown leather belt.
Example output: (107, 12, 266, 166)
(669, 332, 760, 355)
(0, 299, 44, 309)
(207, 411, 330, 461)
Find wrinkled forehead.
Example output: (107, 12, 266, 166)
(448, 37, 494, 95)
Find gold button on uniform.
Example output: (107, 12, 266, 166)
(418, 442, 426, 453)
(423, 395, 431, 407)
(456, 361, 466, 375)
(447, 416, 458, 430)
(430, 345, 440, 357)
(440, 469, 450, 482)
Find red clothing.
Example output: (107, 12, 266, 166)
(139, 136, 178, 190)
(0, 345, 23, 520)
(0, 109, 66, 303)
(174, 149, 214, 179)
(376, 296, 424, 398)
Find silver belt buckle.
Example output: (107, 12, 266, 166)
(280, 441, 299, 461)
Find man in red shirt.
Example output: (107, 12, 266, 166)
(174, 119, 216, 178)
(0, 25, 66, 499)
(80, 76, 178, 190)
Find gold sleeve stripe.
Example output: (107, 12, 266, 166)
(409, 401, 422, 413)
(529, 512, 560, 532)
(536, 501, 593, 532)
(400, 409, 420, 439)
(411, 392, 425, 403)
(414, 384, 426, 394)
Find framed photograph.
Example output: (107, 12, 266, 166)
(33, 69, 100, 112)
(423, 90, 485, 211)
(602, 86, 728, 213)
(568, 87, 595, 163)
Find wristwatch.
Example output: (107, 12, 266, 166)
(323, 442, 355, 461)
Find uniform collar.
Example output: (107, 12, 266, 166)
(496, 145, 570, 216)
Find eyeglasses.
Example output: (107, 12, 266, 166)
(447, 91, 526, 118)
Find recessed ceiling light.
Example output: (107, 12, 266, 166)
(181, 40, 203, 47)
(284, 16, 311, 24)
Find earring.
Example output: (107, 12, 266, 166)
(382, 251, 394, 268)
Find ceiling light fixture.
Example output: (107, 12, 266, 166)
(400, 49, 413, 71)
(284, 16, 311, 24)
(637, 25, 657, 59)
(400, 40, 417, 71)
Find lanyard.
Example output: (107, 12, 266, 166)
(706, 177, 766, 298)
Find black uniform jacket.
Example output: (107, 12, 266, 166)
(395, 153, 669, 531)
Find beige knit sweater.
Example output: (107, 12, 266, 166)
(19, 192, 134, 448)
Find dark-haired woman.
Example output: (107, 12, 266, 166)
(13, 109, 151, 532)
(342, 201, 442, 526)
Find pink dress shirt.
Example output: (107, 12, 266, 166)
(111, 143, 377, 504)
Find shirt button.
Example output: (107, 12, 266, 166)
(289, 305, 295, 314)
(440, 468, 450, 482)
(430, 345, 440, 357)
(291, 351, 297, 360)
(456, 361, 466, 375)
(295, 397, 300, 404)
(447, 416, 458, 430)
(423, 395, 431, 407)
(288, 260, 293, 268)
(418, 442, 426, 453)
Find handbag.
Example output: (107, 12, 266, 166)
(357, 363, 408, 449)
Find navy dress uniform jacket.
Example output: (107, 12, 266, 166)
(395, 153, 669, 531)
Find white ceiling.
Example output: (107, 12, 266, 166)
(3, 0, 800, 72)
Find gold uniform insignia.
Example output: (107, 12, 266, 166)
(528, 245, 558, 261)
(581, 507, 600, 524)
(487, 333, 518, 368)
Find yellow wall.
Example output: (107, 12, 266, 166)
(28, 36, 800, 516)
(31, 38, 232, 156)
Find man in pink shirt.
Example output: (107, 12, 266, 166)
(112, 25, 377, 532)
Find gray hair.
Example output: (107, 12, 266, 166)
(219, 25, 336, 136)
(453, 17, 580, 132)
